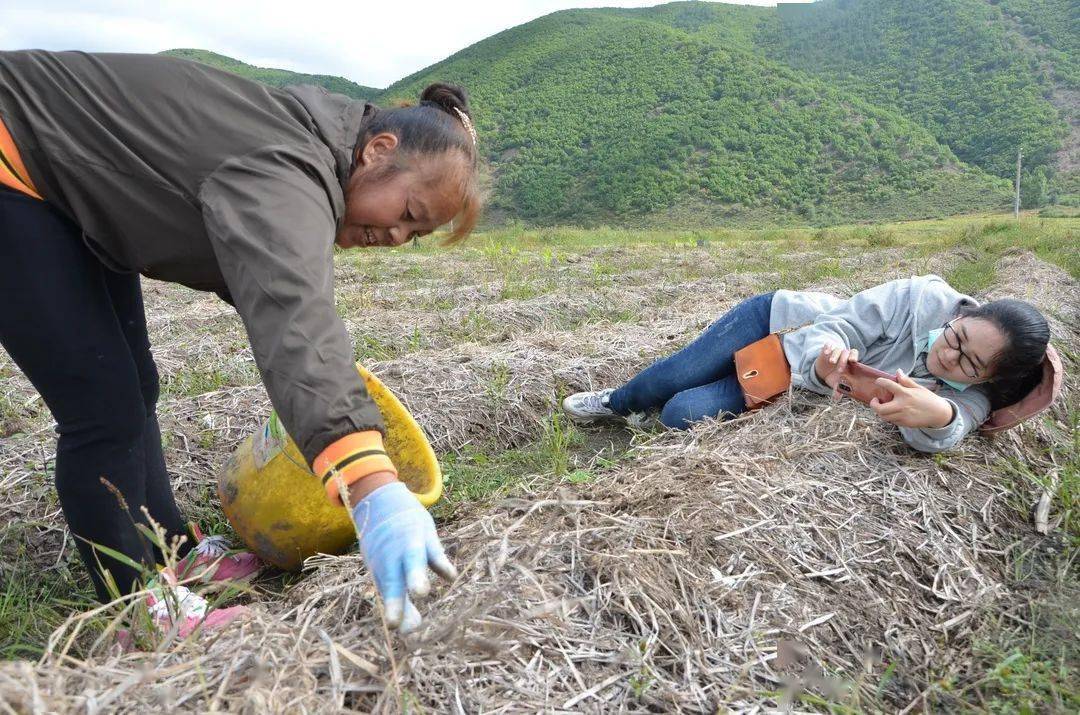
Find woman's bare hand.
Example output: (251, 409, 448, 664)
(869, 370, 955, 428)
(814, 343, 859, 396)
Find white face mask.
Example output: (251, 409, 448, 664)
(927, 328, 972, 391)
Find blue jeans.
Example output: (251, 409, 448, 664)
(608, 292, 775, 428)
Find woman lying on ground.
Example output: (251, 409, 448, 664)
(563, 275, 1060, 452)
(0, 50, 480, 636)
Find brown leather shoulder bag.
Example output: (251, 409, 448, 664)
(734, 334, 792, 410)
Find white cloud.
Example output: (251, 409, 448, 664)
(2, 1, 812, 87)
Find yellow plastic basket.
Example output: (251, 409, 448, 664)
(217, 365, 441, 570)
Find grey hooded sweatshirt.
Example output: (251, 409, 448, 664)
(0, 50, 382, 464)
(770, 275, 990, 453)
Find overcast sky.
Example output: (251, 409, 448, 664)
(2, 1, 813, 88)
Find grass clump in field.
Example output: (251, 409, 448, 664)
(0, 543, 96, 659)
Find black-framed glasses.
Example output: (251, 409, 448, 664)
(942, 319, 981, 379)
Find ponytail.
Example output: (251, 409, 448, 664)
(361, 82, 477, 164)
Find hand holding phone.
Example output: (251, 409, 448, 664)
(816, 343, 859, 387)
(868, 370, 957, 428)
(834, 362, 898, 405)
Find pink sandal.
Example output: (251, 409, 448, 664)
(116, 569, 249, 651)
(176, 523, 263, 584)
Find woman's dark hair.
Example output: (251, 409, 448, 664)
(356, 83, 481, 242)
(958, 299, 1049, 409)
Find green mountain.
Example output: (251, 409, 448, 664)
(380, 6, 1009, 224)
(757, 0, 1073, 189)
(163, 0, 1078, 224)
(995, 0, 1080, 87)
(159, 49, 379, 100)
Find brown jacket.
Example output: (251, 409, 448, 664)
(0, 50, 383, 463)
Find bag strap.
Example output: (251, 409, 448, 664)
(773, 321, 813, 337)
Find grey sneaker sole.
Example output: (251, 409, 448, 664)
(562, 398, 619, 423)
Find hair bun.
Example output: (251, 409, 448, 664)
(420, 83, 470, 118)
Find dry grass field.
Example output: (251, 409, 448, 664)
(0, 215, 1077, 712)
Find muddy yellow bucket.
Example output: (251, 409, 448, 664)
(217, 365, 442, 570)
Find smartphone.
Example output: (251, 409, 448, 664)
(835, 362, 898, 405)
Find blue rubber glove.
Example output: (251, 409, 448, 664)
(351, 481, 456, 633)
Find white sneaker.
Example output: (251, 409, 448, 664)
(562, 389, 619, 422)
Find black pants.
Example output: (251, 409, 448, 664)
(0, 188, 189, 600)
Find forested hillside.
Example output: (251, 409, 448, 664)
(609, 1, 1076, 205)
(164, 0, 1079, 225)
(160, 49, 377, 100)
(994, 0, 1080, 205)
(379, 7, 1009, 224)
(757, 0, 1075, 205)
(996, 0, 1080, 86)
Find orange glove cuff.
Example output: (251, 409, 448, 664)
(314, 431, 397, 505)
(0, 116, 43, 200)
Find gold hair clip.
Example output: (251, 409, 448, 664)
(452, 107, 477, 147)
